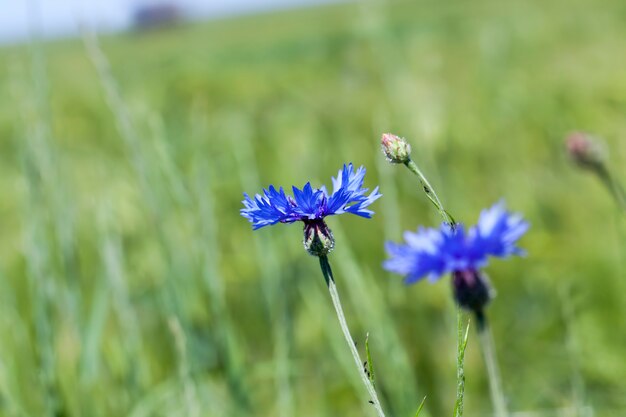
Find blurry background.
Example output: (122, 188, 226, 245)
(0, 0, 337, 44)
(0, 0, 625, 416)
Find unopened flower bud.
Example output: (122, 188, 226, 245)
(303, 219, 335, 257)
(381, 133, 411, 164)
(452, 269, 494, 325)
(565, 132, 607, 170)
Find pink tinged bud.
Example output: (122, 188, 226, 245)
(381, 133, 411, 164)
(565, 132, 607, 170)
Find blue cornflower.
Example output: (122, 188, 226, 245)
(384, 201, 528, 315)
(241, 163, 381, 256)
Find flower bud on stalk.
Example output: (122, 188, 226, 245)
(303, 219, 335, 256)
(381, 133, 411, 164)
(565, 132, 626, 210)
(565, 132, 607, 171)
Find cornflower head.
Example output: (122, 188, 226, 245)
(241, 163, 382, 256)
(384, 201, 529, 321)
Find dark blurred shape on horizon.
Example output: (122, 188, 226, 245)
(0, 0, 340, 46)
(133, 3, 182, 30)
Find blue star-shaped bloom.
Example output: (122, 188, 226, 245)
(384, 201, 529, 284)
(241, 163, 382, 230)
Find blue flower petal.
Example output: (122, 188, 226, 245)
(292, 183, 327, 219)
(470, 201, 530, 258)
(327, 164, 382, 218)
(241, 163, 381, 229)
(241, 186, 300, 229)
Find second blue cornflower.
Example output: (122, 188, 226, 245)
(384, 201, 529, 320)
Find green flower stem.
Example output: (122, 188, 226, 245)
(400, 155, 466, 417)
(319, 256, 387, 417)
(478, 318, 508, 417)
(404, 159, 456, 227)
(454, 309, 470, 417)
(596, 165, 626, 211)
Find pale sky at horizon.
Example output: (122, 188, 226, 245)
(0, 0, 335, 45)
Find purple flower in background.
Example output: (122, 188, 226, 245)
(241, 163, 381, 256)
(384, 201, 529, 316)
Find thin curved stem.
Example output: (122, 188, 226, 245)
(478, 319, 508, 417)
(596, 165, 626, 212)
(319, 256, 387, 417)
(404, 158, 456, 227)
(400, 153, 467, 417)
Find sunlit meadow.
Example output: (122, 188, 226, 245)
(0, 0, 625, 416)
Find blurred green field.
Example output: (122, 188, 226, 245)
(1, 0, 626, 416)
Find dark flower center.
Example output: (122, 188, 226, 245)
(452, 269, 494, 326)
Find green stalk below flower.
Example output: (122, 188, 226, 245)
(454, 310, 470, 417)
(318, 255, 387, 417)
(404, 159, 456, 227)
(478, 318, 508, 417)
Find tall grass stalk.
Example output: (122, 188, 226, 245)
(318, 255, 387, 417)
(94, 203, 143, 389)
(478, 320, 508, 417)
(82, 30, 182, 317)
(21, 154, 58, 417)
(329, 222, 423, 415)
(559, 286, 590, 417)
(168, 317, 200, 417)
(221, 112, 294, 417)
(145, 110, 232, 413)
(19, 8, 73, 413)
(83, 30, 251, 413)
(83, 25, 187, 353)
(192, 161, 252, 413)
(299, 275, 376, 416)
